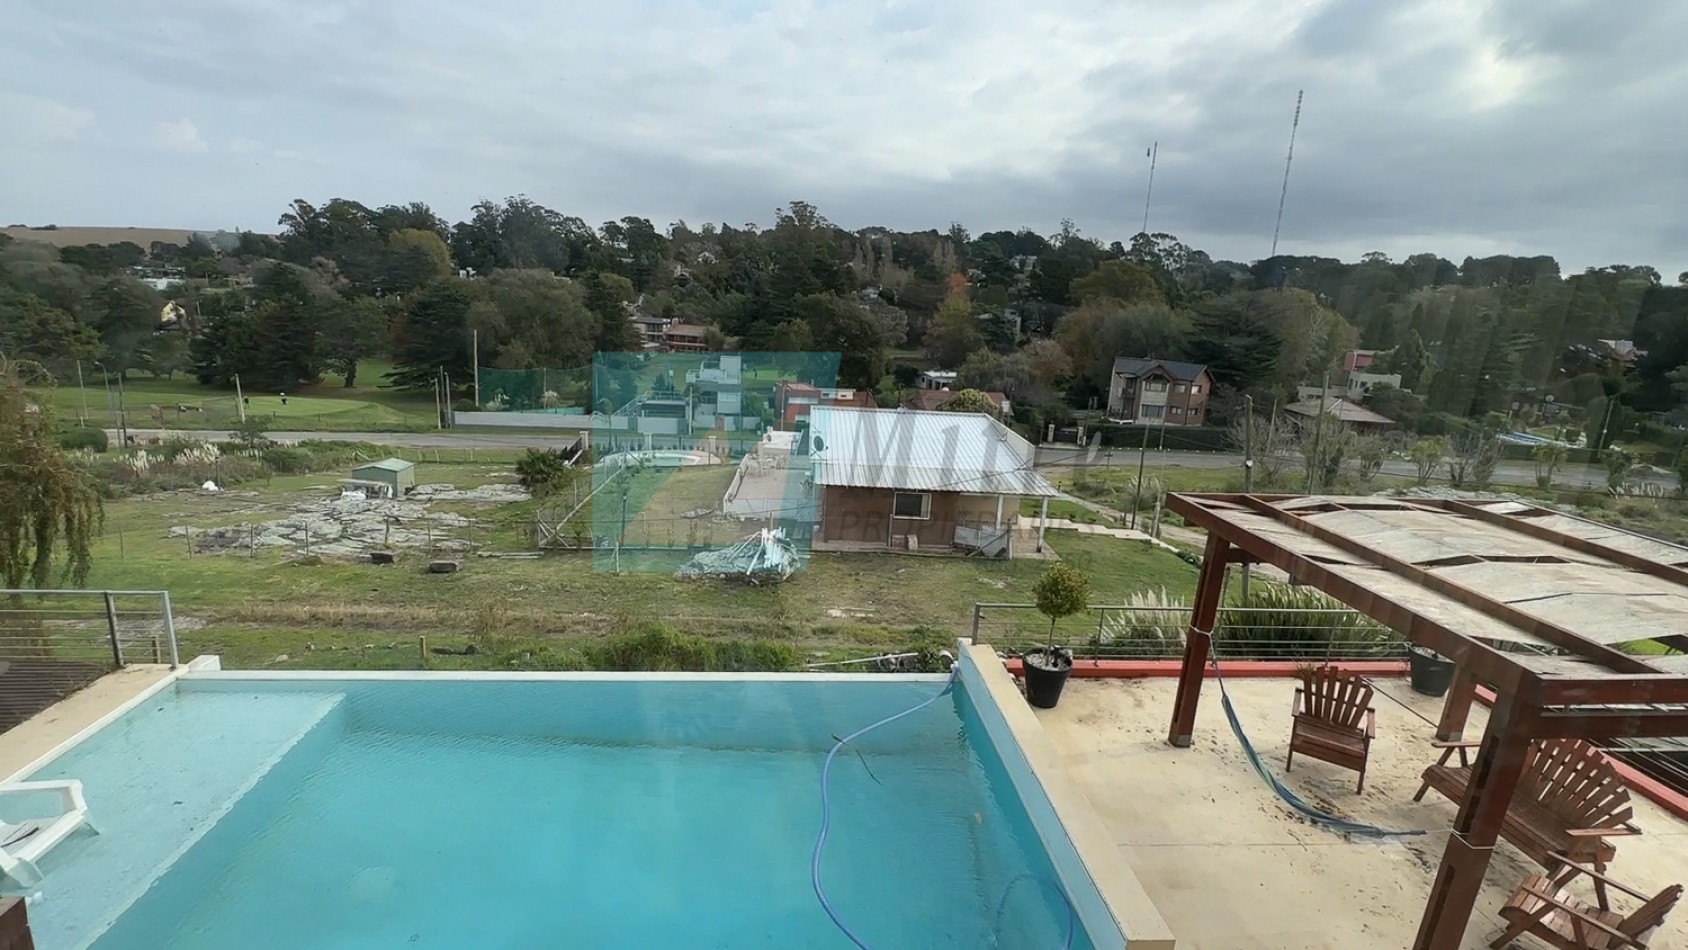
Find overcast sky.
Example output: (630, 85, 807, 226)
(4, 0, 1684, 276)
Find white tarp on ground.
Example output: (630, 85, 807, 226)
(674, 528, 799, 582)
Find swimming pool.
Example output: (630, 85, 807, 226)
(11, 667, 1123, 948)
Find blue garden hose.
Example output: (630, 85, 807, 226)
(811, 669, 1076, 948)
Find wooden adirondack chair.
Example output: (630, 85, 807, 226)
(1416, 738, 1640, 908)
(1286, 666, 1376, 793)
(1491, 860, 1682, 949)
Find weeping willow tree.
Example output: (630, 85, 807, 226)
(0, 359, 102, 589)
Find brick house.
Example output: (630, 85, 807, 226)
(806, 406, 1059, 554)
(772, 382, 877, 431)
(1106, 358, 1214, 426)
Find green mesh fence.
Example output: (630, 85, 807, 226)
(475, 365, 593, 412)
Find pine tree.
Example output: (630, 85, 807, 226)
(389, 278, 475, 391)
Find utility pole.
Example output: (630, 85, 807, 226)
(95, 361, 116, 429)
(1307, 371, 1330, 493)
(75, 360, 89, 426)
(433, 368, 443, 430)
(1597, 397, 1619, 458)
(233, 373, 246, 423)
(472, 329, 481, 408)
(616, 487, 629, 574)
(113, 367, 128, 448)
(1131, 421, 1151, 530)
(443, 370, 452, 428)
(1241, 395, 1254, 598)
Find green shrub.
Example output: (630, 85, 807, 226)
(515, 448, 580, 497)
(57, 427, 109, 452)
(1098, 588, 1188, 658)
(260, 446, 313, 473)
(587, 622, 800, 672)
(1218, 583, 1395, 659)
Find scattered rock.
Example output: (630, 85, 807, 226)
(409, 483, 530, 503)
(169, 485, 512, 559)
(427, 559, 461, 574)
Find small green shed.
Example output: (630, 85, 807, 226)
(347, 458, 416, 498)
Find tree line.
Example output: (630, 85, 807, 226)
(3, 195, 1684, 434)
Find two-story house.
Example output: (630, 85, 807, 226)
(1106, 358, 1213, 427)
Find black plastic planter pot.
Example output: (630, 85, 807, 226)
(1408, 645, 1456, 697)
(1023, 648, 1074, 709)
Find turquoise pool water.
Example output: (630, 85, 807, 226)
(20, 675, 1102, 948)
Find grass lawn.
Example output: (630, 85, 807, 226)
(38, 360, 440, 432)
(1018, 497, 1114, 524)
(75, 464, 1195, 669)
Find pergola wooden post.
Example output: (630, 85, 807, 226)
(1434, 666, 1480, 742)
(1415, 690, 1537, 949)
(1159, 491, 1688, 950)
(1167, 533, 1230, 747)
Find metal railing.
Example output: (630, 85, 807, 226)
(970, 602, 1408, 662)
(0, 590, 179, 670)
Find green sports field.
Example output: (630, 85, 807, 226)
(38, 361, 441, 432)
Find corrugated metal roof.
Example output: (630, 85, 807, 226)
(1283, 399, 1395, 426)
(808, 407, 1058, 496)
(355, 458, 415, 473)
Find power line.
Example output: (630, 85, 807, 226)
(1270, 90, 1304, 260)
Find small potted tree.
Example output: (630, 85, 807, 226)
(1024, 563, 1090, 708)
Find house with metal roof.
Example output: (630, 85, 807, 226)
(1107, 357, 1213, 426)
(1282, 397, 1396, 432)
(343, 458, 416, 498)
(805, 406, 1059, 555)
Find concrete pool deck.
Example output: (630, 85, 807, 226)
(1036, 677, 1688, 949)
(0, 665, 177, 780)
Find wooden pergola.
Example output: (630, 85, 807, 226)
(1164, 492, 1688, 950)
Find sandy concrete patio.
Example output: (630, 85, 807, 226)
(0, 665, 175, 779)
(1037, 677, 1688, 949)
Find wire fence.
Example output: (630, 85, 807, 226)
(0, 590, 179, 733)
(0, 591, 179, 668)
(971, 603, 1409, 661)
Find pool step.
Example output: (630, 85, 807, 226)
(23, 689, 345, 949)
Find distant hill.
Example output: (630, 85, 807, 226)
(0, 226, 250, 248)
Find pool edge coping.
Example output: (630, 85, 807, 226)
(958, 641, 1178, 950)
(2, 665, 191, 786)
(179, 670, 954, 682)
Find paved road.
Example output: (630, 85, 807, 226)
(113, 429, 583, 450)
(113, 427, 1643, 491)
(1032, 445, 1630, 491)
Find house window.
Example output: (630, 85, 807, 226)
(1142, 405, 1164, 419)
(1174, 382, 1187, 394)
(1146, 380, 1168, 393)
(1191, 383, 1203, 394)
(1170, 406, 1184, 416)
(892, 492, 931, 519)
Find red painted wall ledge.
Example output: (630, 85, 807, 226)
(1000, 658, 1408, 678)
(992, 657, 1688, 823)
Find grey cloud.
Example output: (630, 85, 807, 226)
(1, 0, 1682, 276)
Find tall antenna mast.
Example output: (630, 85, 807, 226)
(1141, 141, 1158, 235)
(1269, 90, 1304, 259)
